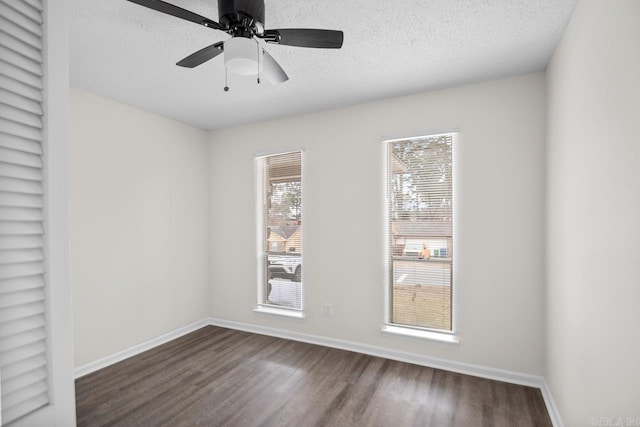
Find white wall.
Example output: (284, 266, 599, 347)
(209, 73, 547, 375)
(546, 1, 640, 424)
(69, 89, 211, 367)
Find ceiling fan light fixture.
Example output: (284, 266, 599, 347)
(224, 37, 263, 75)
(128, 0, 343, 84)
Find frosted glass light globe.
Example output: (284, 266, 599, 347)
(224, 37, 263, 75)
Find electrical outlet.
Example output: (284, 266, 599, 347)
(322, 304, 332, 317)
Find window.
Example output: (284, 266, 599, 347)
(385, 133, 455, 334)
(256, 151, 303, 315)
(0, 0, 51, 423)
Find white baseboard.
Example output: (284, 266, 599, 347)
(74, 318, 210, 378)
(208, 317, 543, 388)
(74, 316, 563, 427)
(540, 379, 564, 427)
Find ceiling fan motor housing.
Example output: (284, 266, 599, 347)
(218, 0, 265, 35)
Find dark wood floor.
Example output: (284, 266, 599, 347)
(75, 326, 551, 427)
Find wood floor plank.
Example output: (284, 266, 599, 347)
(75, 326, 552, 427)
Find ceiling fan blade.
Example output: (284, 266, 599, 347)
(127, 0, 222, 30)
(176, 41, 224, 68)
(263, 29, 343, 49)
(261, 48, 288, 84)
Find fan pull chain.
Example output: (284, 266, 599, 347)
(256, 42, 261, 84)
(224, 67, 229, 92)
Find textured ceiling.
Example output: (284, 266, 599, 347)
(70, 0, 577, 130)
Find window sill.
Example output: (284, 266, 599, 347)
(381, 325, 459, 345)
(253, 306, 306, 320)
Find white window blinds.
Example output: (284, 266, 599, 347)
(386, 133, 455, 332)
(256, 151, 303, 311)
(0, 0, 49, 424)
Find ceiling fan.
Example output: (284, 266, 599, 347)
(127, 0, 344, 88)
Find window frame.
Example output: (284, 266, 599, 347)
(382, 132, 458, 342)
(254, 150, 305, 319)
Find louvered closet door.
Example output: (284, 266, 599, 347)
(0, 0, 49, 424)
